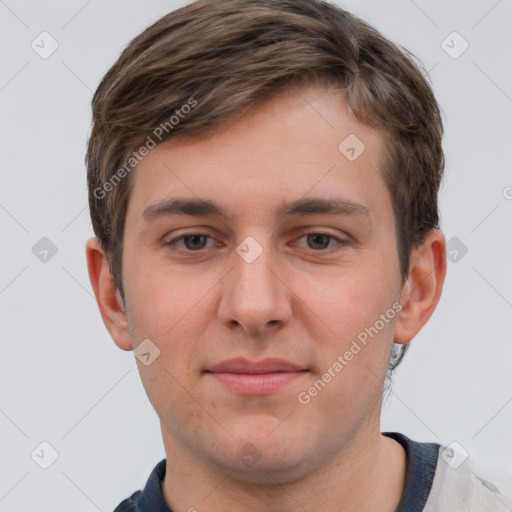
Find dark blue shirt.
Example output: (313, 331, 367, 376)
(114, 432, 440, 512)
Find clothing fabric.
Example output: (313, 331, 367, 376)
(113, 431, 511, 511)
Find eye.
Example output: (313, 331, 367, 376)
(166, 234, 215, 251)
(294, 232, 348, 251)
(165, 231, 348, 253)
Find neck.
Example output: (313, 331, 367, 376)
(161, 424, 407, 512)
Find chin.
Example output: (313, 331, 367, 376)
(207, 421, 321, 484)
(218, 450, 314, 486)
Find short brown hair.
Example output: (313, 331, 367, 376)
(87, 0, 444, 373)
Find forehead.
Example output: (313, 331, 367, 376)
(126, 84, 392, 226)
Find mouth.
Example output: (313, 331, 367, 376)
(203, 357, 309, 395)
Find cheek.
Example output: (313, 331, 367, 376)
(125, 265, 219, 386)
(299, 262, 397, 335)
(293, 259, 399, 398)
(124, 253, 197, 335)
(137, 358, 203, 443)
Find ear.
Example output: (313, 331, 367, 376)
(394, 229, 447, 344)
(85, 237, 133, 351)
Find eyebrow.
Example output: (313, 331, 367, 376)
(142, 196, 372, 223)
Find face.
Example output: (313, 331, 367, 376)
(120, 84, 405, 482)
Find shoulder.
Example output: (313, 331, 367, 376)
(424, 442, 512, 511)
(113, 490, 143, 512)
(112, 458, 167, 512)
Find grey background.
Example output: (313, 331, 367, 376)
(1, 0, 511, 509)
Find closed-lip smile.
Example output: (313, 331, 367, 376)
(204, 357, 309, 394)
(205, 357, 306, 374)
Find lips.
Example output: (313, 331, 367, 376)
(204, 357, 306, 374)
(203, 358, 308, 395)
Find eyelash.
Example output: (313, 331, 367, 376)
(165, 231, 348, 252)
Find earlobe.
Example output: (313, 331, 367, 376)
(85, 237, 133, 351)
(394, 229, 447, 345)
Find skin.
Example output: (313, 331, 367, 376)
(86, 83, 446, 512)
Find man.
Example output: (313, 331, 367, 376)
(85, 0, 511, 510)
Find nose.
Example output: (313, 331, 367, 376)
(217, 238, 292, 336)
